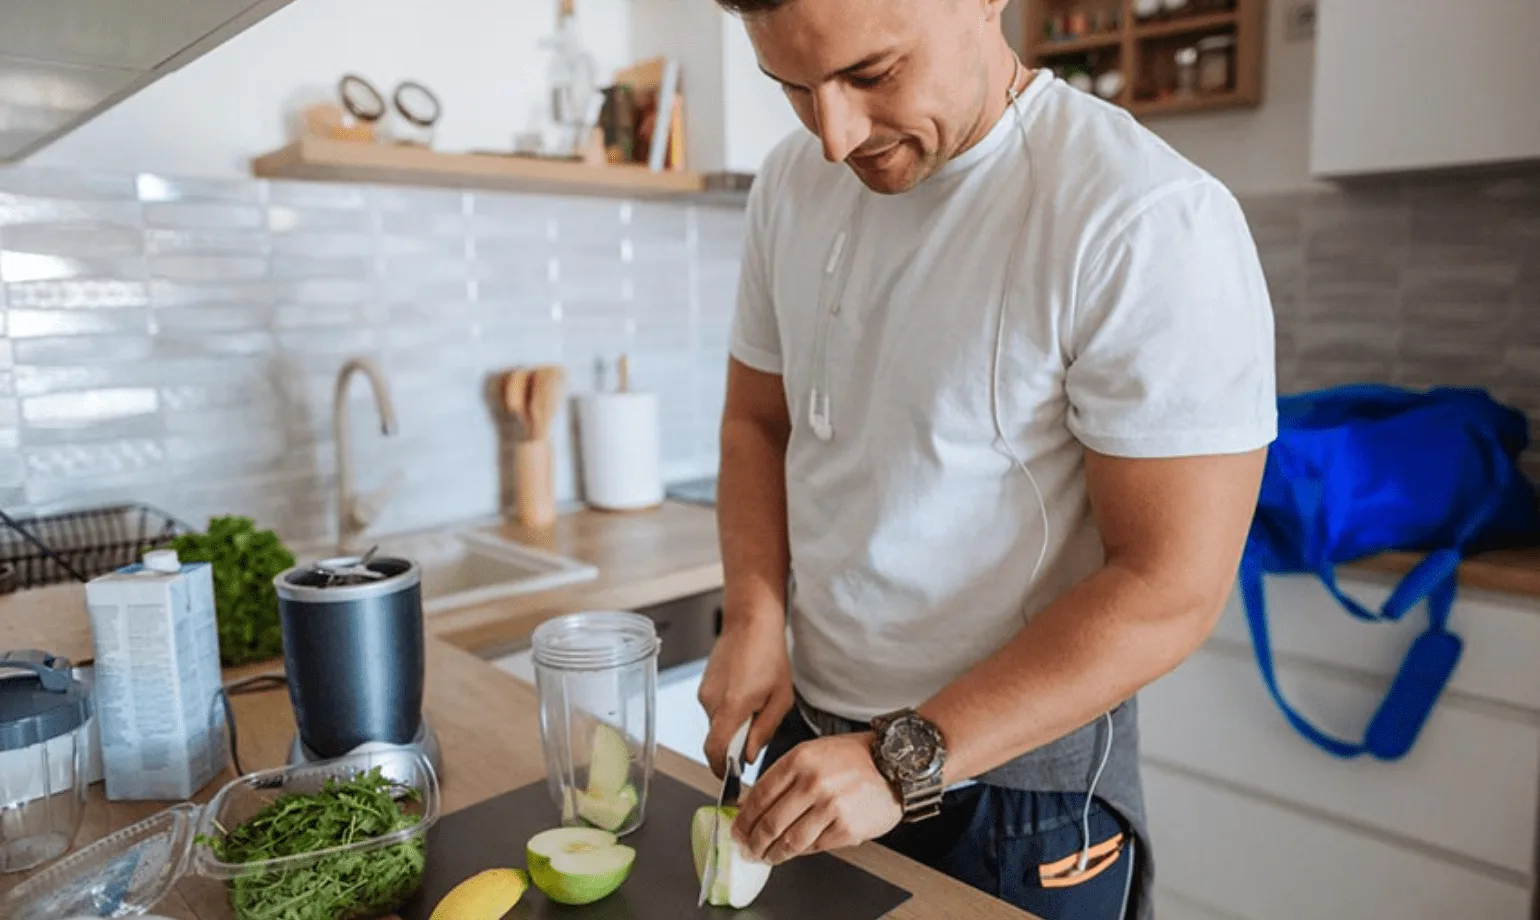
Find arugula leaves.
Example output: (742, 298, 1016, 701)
(200, 768, 426, 920)
(170, 515, 295, 667)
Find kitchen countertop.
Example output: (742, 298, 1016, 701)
(0, 636, 1036, 920)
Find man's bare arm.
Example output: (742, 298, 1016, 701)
(918, 447, 1267, 783)
(700, 358, 796, 772)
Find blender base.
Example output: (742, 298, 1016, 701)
(287, 719, 443, 779)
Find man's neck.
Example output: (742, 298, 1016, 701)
(952, 41, 1032, 160)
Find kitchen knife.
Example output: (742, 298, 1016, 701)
(699, 716, 752, 907)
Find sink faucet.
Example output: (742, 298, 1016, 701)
(334, 356, 399, 555)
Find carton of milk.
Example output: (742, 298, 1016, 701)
(85, 548, 229, 801)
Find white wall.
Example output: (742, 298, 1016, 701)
(26, 0, 632, 179)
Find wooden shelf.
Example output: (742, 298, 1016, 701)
(1024, 0, 1262, 119)
(1035, 32, 1123, 56)
(1134, 10, 1238, 39)
(1129, 90, 1250, 116)
(251, 136, 709, 200)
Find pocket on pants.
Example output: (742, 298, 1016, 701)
(991, 791, 1133, 920)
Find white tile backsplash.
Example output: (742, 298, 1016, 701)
(0, 164, 746, 545)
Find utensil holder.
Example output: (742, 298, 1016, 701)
(514, 439, 557, 528)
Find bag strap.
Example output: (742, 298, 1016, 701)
(1239, 550, 1464, 760)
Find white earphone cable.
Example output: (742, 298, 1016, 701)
(997, 58, 1117, 887)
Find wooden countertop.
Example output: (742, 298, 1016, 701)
(0, 639, 1034, 920)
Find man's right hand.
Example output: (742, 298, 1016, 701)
(698, 608, 793, 778)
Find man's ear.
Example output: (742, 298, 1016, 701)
(980, 0, 1011, 24)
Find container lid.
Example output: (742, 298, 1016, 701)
(0, 803, 200, 920)
(0, 650, 91, 752)
(274, 555, 420, 604)
(141, 549, 180, 573)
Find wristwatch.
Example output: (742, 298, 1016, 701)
(869, 708, 947, 823)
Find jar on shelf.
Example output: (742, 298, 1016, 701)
(1196, 34, 1235, 94)
(1174, 46, 1200, 98)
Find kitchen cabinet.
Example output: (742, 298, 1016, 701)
(628, 3, 804, 175)
(1139, 570, 1540, 919)
(1309, 0, 1540, 177)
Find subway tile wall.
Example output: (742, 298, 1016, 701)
(0, 166, 746, 545)
(2, 161, 1538, 548)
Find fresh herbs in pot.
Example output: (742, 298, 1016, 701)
(198, 768, 426, 920)
(169, 515, 295, 666)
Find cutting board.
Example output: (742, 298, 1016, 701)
(399, 771, 913, 920)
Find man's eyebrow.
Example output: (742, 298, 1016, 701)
(759, 52, 893, 88)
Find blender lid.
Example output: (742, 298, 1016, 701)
(274, 555, 421, 604)
(0, 650, 91, 751)
(1, 803, 200, 920)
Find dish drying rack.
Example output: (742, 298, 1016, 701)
(0, 503, 193, 592)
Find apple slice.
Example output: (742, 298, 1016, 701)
(577, 782, 639, 831)
(526, 826, 636, 906)
(691, 805, 773, 908)
(587, 722, 632, 798)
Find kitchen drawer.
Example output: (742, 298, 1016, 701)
(632, 588, 723, 673)
(1211, 573, 1540, 712)
(1143, 763, 1533, 920)
(1139, 645, 1540, 877)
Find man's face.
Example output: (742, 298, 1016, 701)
(744, 0, 997, 194)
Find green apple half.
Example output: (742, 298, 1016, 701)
(526, 826, 636, 905)
(691, 805, 773, 908)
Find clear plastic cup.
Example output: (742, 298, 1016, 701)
(531, 611, 659, 837)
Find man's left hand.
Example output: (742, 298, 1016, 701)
(732, 731, 902, 864)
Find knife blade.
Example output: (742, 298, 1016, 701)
(699, 716, 753, 907)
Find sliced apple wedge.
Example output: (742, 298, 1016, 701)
(691, 805, 773, 909)
(586, 722, 633, 798)
(527, 826, 636, 905)
(577, 782, 639, 831)
(429, 867, 529, 920)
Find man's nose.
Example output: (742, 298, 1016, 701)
(812, 86, 869, 164)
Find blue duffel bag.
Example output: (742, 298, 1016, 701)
(1239, 383, 1540, 760)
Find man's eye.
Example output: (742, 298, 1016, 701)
(848, 70, 893, 90)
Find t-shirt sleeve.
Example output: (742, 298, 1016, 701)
(1064, 178, 1277, 457)
(728, 165, 783, 375)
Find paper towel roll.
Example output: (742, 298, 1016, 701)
(577, 392, 664, 511)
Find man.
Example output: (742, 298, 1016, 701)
(696, 0, 1276, 916)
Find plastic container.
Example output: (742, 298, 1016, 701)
(1, 747, 439, 920)
(0, 649, 93, 874)
(532, 611, 659, 837)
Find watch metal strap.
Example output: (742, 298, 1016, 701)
(900, 775, 944, 822)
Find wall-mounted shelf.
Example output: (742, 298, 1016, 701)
(1024, 0, 1264, 118)
(251, 136, 709, 200)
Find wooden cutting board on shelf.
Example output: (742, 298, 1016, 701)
(399, 771, 913, 920)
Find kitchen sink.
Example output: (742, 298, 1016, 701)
(298, 524, 599, 614)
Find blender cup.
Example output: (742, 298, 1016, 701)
(531, 611, 659, 837)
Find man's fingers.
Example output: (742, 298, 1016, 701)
(766, 805, 834, 865)
(745, 683, 792, 765)
(702, 709, 744, 779)
(742, 769, 818, 862)
(732, 745, 803, 848)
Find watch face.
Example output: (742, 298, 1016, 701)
(879, 716, 941, 780)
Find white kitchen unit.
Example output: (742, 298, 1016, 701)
(628, 1, 804, 175)
(1309, 0, 1540, 177)
(1139, 569, 1540, 920)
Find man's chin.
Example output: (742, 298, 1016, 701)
(846, 149, 935, 195)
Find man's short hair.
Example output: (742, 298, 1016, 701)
(717, 0, 790, 12)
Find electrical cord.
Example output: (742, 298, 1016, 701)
(212, 671, 288, 777)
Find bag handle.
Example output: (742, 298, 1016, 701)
(1239, 552, 1463, 760)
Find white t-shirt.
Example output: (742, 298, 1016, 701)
(729, 69, 1278, 723)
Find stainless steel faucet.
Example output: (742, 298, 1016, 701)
(334, 356, 399, 555)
